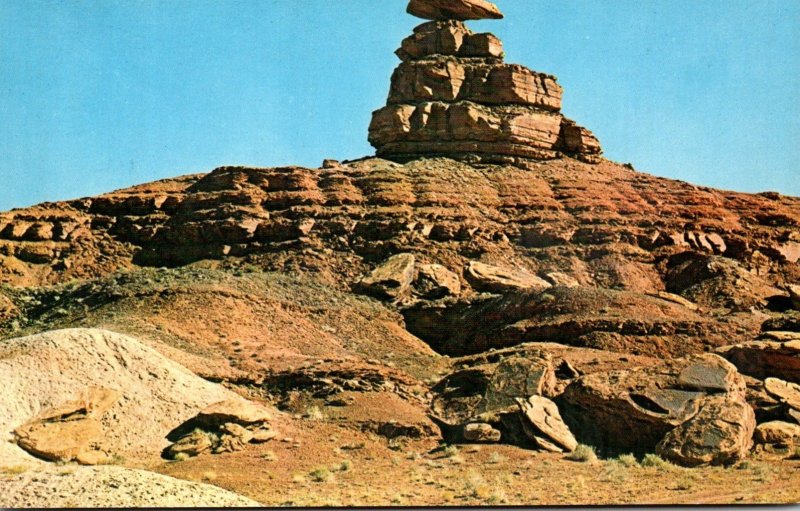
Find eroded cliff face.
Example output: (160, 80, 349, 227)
(368, 18, 601, 165)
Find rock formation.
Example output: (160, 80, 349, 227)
(369, 0, 603, 165)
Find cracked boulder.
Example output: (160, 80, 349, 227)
(465, 261, 552, 294)
(165, 399, 274, 459)
(515, 395, 577, 453)
(414, 263, 461, 299)
(655, 394, 755, 467)
(557, 353, 751, 464)
(356, 253, 416, 299)
(13, 387, 121, 465)
(431, 353, 556, 427)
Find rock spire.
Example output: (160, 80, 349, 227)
(369, 0, 603, 165)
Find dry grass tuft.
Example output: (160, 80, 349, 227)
(565, 444, 597, 463)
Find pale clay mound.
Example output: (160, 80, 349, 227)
(0, 328, 247, 465)
(0, 465, 260, 508)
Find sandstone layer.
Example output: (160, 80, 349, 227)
(368, 9, 602, 164)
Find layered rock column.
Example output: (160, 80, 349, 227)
(369, 0, 603, 164)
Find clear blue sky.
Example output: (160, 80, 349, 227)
(1, 0, 798, 210)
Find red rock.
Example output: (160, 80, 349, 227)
(656, 394, 755, 466)
(407, 0, 504, 21)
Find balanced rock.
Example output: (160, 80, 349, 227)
(465, 261, 552, 294)
(407, 0, 504, 21)
(369, 3, 602, 165)
(357, 253, 416, 299)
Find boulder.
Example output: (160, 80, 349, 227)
(542, 272, 580, 288)
(164, 398, 274, 459)
(430, 351, 554, 425)
(516, 396, 577, 453)
(407, 0, 504, 21)
(556, 118, 603, 162)
(357, 253, 416, 299)
(462, 422, 502, 443)
(789, 284, 800, 310)
(656, 394, 755, 467)
(465, 261, 552, 294)
(717, 340, 800, 383)
(414, 263, 461, 298)
(14, 387, 121, 465)
(648, 291, 699, 311)
(763, 377, 800, 422)
(479, 356, 556, 412)
(558, 354, 747, 458)
(166, 430, 214, 458)
(754, 421, 800, 446)
(396, 21, 503, 61)
(195, 399, 273, 427)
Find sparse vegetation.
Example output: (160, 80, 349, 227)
(486, 451, 505, 464)
(305, 405, 325, 421)
(202, 471, 217, 482)
(441, 445, 459, 458)
(309, 467, 332, 483)
(641, 454, 673, 470)
(615, 453, 638, 467)
(0, 465, 29, 476)
(565, 444, 597, 463)
(171, 452, 190, 462)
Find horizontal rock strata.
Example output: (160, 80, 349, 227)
(369, 13, 602, 164)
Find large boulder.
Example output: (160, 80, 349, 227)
(165, 399, 274, 459)
(431, 352, 555, 426)
(357, 253, 416, 299)
(655, 394, 755, 467)
(407, 0, 504, 21)
(516, 396, 577, 453)
(717, 339, 800, 383)
(754, 421, 800, 447)
(0, 329, 243, 465)
(465, 261, 551, 294)
(14, 388, 121, 465)
(763, 377, 800, 423)
(414, 263, 461, 299)
(396, 21, 503, 61)
(558, 354, 750, 464)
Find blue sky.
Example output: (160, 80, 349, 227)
(1, 0, 798, 210)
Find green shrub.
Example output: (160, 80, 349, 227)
(565, 444, 597, 463)
(615, 453, 638, 467)
(641, 453, 673, 470)
(309, 467, 332, 482)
